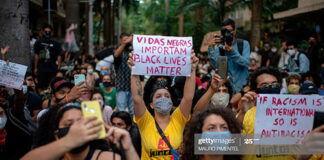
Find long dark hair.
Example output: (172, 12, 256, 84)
(33, 103, 109, 151)
(181, 106, 242, 160)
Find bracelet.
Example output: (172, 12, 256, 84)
(65, 94, 70, 103)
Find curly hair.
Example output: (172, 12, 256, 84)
(33, 103, 109, 151)
(250, 67, 281, 91)
(181, 106, 242, 160)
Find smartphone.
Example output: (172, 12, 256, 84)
(217, 56, 228, 79)
(81, 101, 106, 139)
(74, 74, 86, 86)
(313, 111, 324, 130)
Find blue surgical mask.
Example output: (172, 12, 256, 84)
(0, 117, 7, 129)
(153, 97, 172, 116)
(201, 131, 232, 148)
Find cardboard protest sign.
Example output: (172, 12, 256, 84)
(132, 35, 192, 76)
(254, 94, 324, 145)
(0, 60, 27, 90)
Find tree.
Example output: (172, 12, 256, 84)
(250, 0, 263, 48)
(0, 0, 30, 67)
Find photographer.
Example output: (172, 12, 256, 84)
(208, 19, 250, 93)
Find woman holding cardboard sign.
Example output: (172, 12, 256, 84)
(128, 50, 198, 160)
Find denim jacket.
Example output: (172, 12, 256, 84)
(287, 51, 310, 75)
(208, 40, 250, 93)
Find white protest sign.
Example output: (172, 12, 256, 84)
(254, 94, 324, 145)
(132, 35, 192, 76)
(0, 60, 27, 90)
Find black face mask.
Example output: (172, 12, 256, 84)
(43, 31, 51, 40)
(256, 85, 281, 94)
(55, 96, 65, 103)
(57, 127, 89, 154)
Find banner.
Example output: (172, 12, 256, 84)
(0, 60, 27, 90)
(254, 94, 324, 144)
(132, 35, 192, 76)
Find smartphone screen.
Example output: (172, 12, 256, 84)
(217, 56, 228, 79)
(81, 101, 106, 139)
(74, 74, 86, 86)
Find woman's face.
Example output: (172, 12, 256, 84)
(202, 114, 229, 132)
(0, 107, 6, 118)
(92, 93, 103, 101)
(58, 109, 82, 128)
(150, 88, 171, 109)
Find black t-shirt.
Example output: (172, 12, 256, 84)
(4, 107, 34, 159)
(34, 39, 62, 66)
(9, 92, 42, 117)
(260, 49, 270, 67)
(268, 51, 280, 68)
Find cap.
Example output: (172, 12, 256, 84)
(50, 77, 74, 93)
(299, 83, 318, 94)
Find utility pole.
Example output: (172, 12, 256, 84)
(88, 0, 94, 56)
(47, 0, 51, 24)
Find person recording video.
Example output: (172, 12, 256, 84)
(208, 18, 251, 93)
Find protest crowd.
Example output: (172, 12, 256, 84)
(1, 18, 324, 160)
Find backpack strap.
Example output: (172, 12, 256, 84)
(237, 38, 244, 55)
(295, 52, 302, 68)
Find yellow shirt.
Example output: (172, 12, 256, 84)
(134, 107, 190, 160)
(242, 106, 295, 160)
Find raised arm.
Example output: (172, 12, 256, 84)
(194, 70, 229, 112)
(227, 40, 250, 67)
(179, 50, 199, 119)
(1, 45, 9, 60)
(114, 35, 133, 58)
(128, 52, 146, 120)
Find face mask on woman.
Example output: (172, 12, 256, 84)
(0, 117, 7, 130)
(288, 84, 300, 94)
(153, 97, 172, 116)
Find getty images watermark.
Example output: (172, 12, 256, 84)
(194, 134, 324, 155)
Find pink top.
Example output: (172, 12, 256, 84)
(102, 106, 113, 125)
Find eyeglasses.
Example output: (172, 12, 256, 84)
(259, 82, 281, 89)
(26, 79, 34, 82)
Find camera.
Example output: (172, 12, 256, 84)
(220, 27, 234, 46)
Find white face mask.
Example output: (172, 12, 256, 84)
(271, 48, 277, 53)
(211, 93, 230, 108)
(287, 49, 296, 56)
(0, 117, 7, 129)
(87, 68, 93, 74)
(23, 85, 28, 94)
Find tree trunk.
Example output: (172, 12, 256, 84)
(178, 0, 183, 36)
(194, 8, 203, 52)
(104, 0, 111, 47)
(111, 0, 116, 45)
(65, 0, 80, 41)
(0, 0, 30, 67)
(97, 13, 104, 45)
(165, 0, 170, 36)
(250, 0, 263, 49)
(84, 3, 89, 53)
(117, 0, 123, 44)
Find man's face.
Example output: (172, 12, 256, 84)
(25, 76, 35, 87)
(309, 37, 316, 44)
(54, 87, 71, 100)
(120, 36, 129, 44)
(223, 25, 236, 37)
(112, 117, 130, 131)
(256, 73, 279, 89)
(287, 45, 296, 51)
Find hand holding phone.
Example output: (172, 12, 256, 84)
(74, 74, 86, 86)
(217, 56, 228, 79)
(81, 101, 106, 139)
